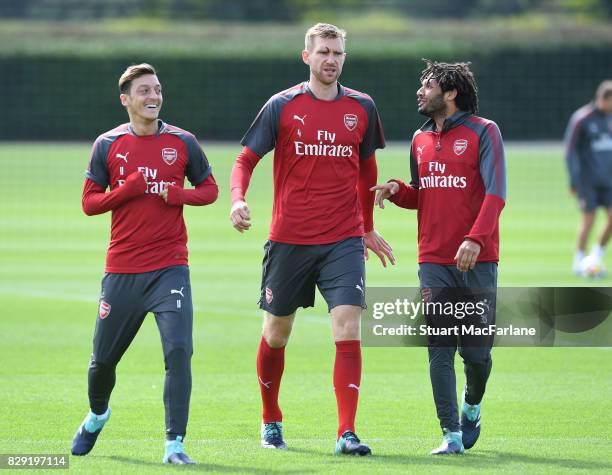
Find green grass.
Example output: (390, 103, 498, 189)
(1, 17, 611, 58)
(0, 142, 611, 473)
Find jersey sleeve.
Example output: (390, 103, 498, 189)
(240, 94, 284, 157)
(479, 121, 506, 200)
(230, 146, 263, 203)
(564, 110, 584, 189)
(184, 133, 212, 186)
(359, 100, 386, 160)
(85, 136, 111, 188)
(409, 140, 420, 189)
(358, 154, 377, 232)
(389, 135, 419, 209)
(464, 121, 507, 248)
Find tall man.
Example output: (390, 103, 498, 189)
(372, 60, 506, 454)
(565, 80, 612, 277)
(229, 23, 394, 456)
(71, 63, 218, 465)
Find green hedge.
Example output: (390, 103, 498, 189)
(2, 47, 610, 141)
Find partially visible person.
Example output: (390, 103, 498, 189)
(565, 80, 612, 277)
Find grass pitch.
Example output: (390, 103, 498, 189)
(0, 142, 611, 473)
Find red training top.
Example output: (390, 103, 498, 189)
(390, 112, 506, 264)
(231, 82, 385, 245)
(83, 120, 217, 273)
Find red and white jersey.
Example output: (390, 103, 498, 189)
(86, 120, 212, 273)
(241, 82, 385, 244)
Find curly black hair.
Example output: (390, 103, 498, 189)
(420, 59, 479, 114)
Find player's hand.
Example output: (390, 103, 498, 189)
(160, 185, 185, 206)
(364, 230, 395, 267)
(124, 170, 147, 196)
(160, 188, 169, 202)
(230, 200, 251, 232)
(370, 182, 399, 209)
(454, 239, 481, 272)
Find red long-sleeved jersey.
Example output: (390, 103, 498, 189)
(231, 82, 385, 244)
(83, 120, 217, 273)
(390, 111, 506, 264)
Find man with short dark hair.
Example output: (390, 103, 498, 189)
(373, 59, 506, 455)
(229, 23, 393, 456)
(565, 80, 612, 277)
(71, 63, 218, 464)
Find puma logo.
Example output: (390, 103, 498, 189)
(293, 114, 306, 125)
(348, 384, 360, 391)
(116, 152, 129, 163)
(259, 376, 272, 389)
(170, 287, 184, 298)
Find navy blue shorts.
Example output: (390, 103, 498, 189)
(92, 265, 193, 365)
(259, 237, 366, 316)
(578, 185, 612, 212)
(418, 262, 497, 349)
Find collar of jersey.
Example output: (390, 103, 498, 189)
(303, 82, 345, 102)
(127, 119, 166, 137)
(421, 110, 470, 133)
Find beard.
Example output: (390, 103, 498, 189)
(418, 94, 447, 118)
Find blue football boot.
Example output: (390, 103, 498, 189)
(164, 436, 195, 464)
(430, 428, 464, 455)
(261, 422, 287, 449)
(334, 431, 371, 456)
(71, 408, 111, 456)
(461, 396, 481, 450)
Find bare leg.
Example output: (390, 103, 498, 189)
(262, 312, 295, 348)
(597, 208, 612, 248)
(578, 211, 596, 252)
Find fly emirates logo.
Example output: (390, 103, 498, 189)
(294, 130, 354, 158)
(117, 166, 176, 194)
(420, 161, 467, 189)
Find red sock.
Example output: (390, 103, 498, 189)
(257, 336, 285, 423)
(334, 340, 362, 438)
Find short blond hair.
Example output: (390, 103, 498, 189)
(118, 63, 157, 94)
(304, 23, 346, 51)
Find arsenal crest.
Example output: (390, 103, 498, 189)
(421, 288, 432, 303)
(344, 114, 358, 131)
(453, 139, 468, 156)
(265, 287, 273, 304)
(162, 147, 178, 165)
(99, 300, 111, 319)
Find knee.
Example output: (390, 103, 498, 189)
(582, 214, 595, 228)
(164, 347, 191, 368)
(262, 314, 293, 348)
(262, 329, 290, 348)
(334, 318, 360, 340)
(166, 347, 190, 358)
(88, 357, 115, 374)
(460, 347, 491, 366)
(428, 347, 456, 367)
(332, 306, 361, 340)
